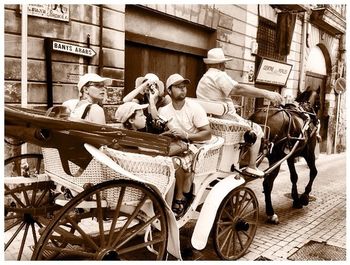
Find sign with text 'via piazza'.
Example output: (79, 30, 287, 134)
(52, 41, 96, 58)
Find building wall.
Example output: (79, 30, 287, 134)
(4, 4, 125, 111)
(4, 4, 346, 155)
(4, 4, 126, 157)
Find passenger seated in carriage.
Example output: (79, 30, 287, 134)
(159, 73, 212, 218)
(63, 73, 111, 124)
(197, 48, 283, 177)
(122, 73, 171, 134)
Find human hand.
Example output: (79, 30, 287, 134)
(267, 91, 283, 105)
(169, 127, 187, 140)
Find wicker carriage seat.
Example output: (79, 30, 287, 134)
(188, 98, 251, 171)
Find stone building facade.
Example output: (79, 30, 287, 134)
(4, 4, 346, 156)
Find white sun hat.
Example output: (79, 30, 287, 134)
(203, 48, 233, 64)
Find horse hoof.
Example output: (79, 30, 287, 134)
(299, 194, 309, 206)
(267, 214, 279, 224)
(293, 200, 303, 209)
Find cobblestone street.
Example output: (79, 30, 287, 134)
(4, 152, 346, 261)
(179, 152, 346, 261)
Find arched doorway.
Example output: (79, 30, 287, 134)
(304, 46, 328, 152)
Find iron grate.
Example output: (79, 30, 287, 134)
(288, 240, 346, 261)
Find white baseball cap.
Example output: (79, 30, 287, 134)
(166, 73, 190, 90)
(135, 73, 165, 97)
(115, 102, 149, 123)
(77, 73, 111, 92)
(203, 48, 232, 64)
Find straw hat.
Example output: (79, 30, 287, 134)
(203, 48, 232, 64)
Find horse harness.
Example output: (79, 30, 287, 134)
(264, 103, 318, 153)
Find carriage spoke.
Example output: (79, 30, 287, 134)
(34, 188, 49, 207)
(237, 197, 253, 217)
(220, 229, 232, 252)
(117, 213, 163, 249)
(95, 191, 105, 247)
(112, 195, 147, 248)
(5, 186, 27, 209)
(5, 214, 21, 222)
(217, 224, 232, 240)
(107, 186, 126, 245)
(17, 223, 30, 260)
(241, 230, 252, 240)
(31, 222, 39, 246)
(21, 185, 31, 206)
(236, 191, 248, 215)
(65, 216, 99, 251)
(225, 230, 234, 257)
(30, 184, 38, 205)
(236, 231, 244, 250)
(5, 221, 26, 250)
(240, 208, 257, 220)
(117, 237, 164, 255)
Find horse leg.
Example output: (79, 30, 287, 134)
(263, 158, 280, 224)
(287, 156, 303, 209)
(300, 149, 318, 206)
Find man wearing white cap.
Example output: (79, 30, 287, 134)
(197, 48, 283, 177)
(159, 73, 212, 218)
(63, 73, 111, 124)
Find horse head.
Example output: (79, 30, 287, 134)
(295, 87, 321, 115)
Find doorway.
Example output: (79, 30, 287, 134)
(125, 41, 205, 98)
(305, 71, 327, 152)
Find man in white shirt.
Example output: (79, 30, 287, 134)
(197, 48, 283, 177)
(159, 73, 211, 218)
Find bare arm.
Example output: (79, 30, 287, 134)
(230, 84, 283, 105)
(88, 105, 106, 124)
(169, 124, 212, 142)
(123, 81, 149, 103)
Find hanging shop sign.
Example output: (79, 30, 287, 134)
(52, 40, 96, 58)
(256, 58, 292, 86)
(27, 4, 69, 22)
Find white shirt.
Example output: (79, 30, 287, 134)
(196, 68, 238, 115)
(158, 99, 209, 135)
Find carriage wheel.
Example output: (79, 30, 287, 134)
(4, 153, 60, 260)
(32, 179, 168, 260)
(5, 153, 44, 177)
(213, 187, 259, 260)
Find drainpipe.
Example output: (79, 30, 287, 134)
(298, 12, 307, 92)
(99, 4, 103, 75)
(21, 4, 28, 154)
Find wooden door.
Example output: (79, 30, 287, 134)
(305, 72, 327, 152)
(125, 41, 205, 98)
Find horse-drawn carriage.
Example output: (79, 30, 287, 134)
(5, 92, 319, 260)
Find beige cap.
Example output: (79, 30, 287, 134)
(77, 73, 111, 92)
(166, 73, 190, 90)
(115, 102, 148, 123)
(203, 48, 232, 64)
(135, 73, 165, 97)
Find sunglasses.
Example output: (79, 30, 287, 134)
(86, 81, 105, 88)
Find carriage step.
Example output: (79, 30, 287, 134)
(231, 165, 264, 179)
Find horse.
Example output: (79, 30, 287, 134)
(248, 88, 320, 224)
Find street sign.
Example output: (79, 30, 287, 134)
(334, 77, 346, 94)
(52, 41, 96, 58)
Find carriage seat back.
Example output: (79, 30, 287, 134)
(187, 98, 228, 116)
